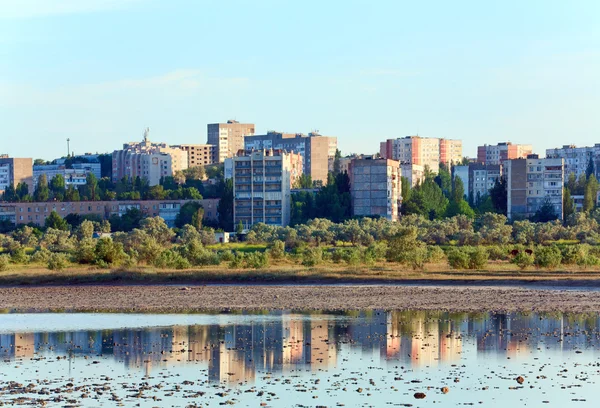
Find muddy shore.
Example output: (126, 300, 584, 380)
(1, 283, 600, 313)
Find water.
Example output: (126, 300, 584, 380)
(1, 311, 599, 407)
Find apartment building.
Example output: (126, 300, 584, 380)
(399, 163, 425, 188)
(0, 199, 219, 228)
(0, 156, 33, 194)
(453, 164, 502, 202)
(380, 136, 462, 173)
(244, 131, 337, 186)
(33, 164, 100, 188)
(349, 158, 401, 221)
(546, 144, 600, 179)
(207, 120, 255, 163)
(112, 130, 188, 186)
(173, 144, 217, 168)
(477, 142, 533, 165)
(504, 155, 564, 220)
(225, 149, 293, 229)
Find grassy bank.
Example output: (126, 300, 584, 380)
(3, 260, 600, 286)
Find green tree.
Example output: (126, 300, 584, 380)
(586, 157, 595, 179)
(175, 201, 204, 229)
(34, 174, 50, 201)
(16, 182, 29, 201)
(333, 149, 342, 175)
(44, 210, 69, 231)
(489, 176, 507, 215)
(65, 185, 80, 201)
(434, 163, 452, 197)
(566, 172, 578, 194)
(532, 199, 559, 222)
(217, 179, 234, 231)
(2, 183, 17, 202)
(293, 174, 313, 189)
(81, 173, 99, 201)
(563, 187, 575, 221)
(583, 174, 599, 213)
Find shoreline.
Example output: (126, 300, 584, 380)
(2, 282, 600, 314)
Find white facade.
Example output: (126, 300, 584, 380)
(546, 144, 600, 179)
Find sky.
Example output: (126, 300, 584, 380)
(1, 0, 599, 160)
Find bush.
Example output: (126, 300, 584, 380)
(269, 240, 286, 260)
(219, 250, 235, 262)
(343, 247, 361, 266)
(331, 249, 345, 264)
(302, 247, 323, 267)
(561, 245, 587, 265)
(94, 238, 126, 266)
(426, 246, 446, 263)
(74, 238, 96, 264)
(154, 249, 191, 270)
(47, 253, 68, 271)
(0, 254, 10, 272)
(30, 248, 52, 264)
(229, 252, 245, 268)
(487, 245, 510, 261)
(245, 252, 269, 269)
(534, 245, 562, 269)
(447, 248, 470, 269)
(10, 246, 29, 264)
(469, 247, 489, 269)
(512, 251, 535, 270)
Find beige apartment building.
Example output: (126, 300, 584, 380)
(477, 142, 533, 165)
(112, 129, 188, 186)
(0, 156, 33, 194)
(505, 155, 564, 221)
(225, 149, 293, 228)
(244, 131, 337, 186)
(0, 199, 219, 228)
(207, 120, 255, 163)
(380, 136, 462, 173)
(173, 144, 217, 168)
(349, 158, 401, 221)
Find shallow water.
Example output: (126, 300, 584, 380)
(1, 311, 599, 407)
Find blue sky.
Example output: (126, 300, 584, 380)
(1, 0, 599, 160)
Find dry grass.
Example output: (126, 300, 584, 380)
(2, 260, 600, 286)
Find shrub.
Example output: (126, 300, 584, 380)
(95, 237, 126, 266)
(426, 246, 446, 263)
(365, 242, 388, 262)
(270, 240, 286, 260)
(47, 253, 68, 271)
(331, 249, 345, 264)
(229, 252, 245, 268)
(447, 248, 470, 269)
(74, 238, 96, 264)
(534, 245, 562, 269)
(181, 240, 220, 266)
(154, 249, 191, 270)
(10, 246, 29, 264)
(245, 252, 269, 269)
(579, 255, 600, 268)
(343, 247, 361, 266)
(468, 247, 489, 269)
(561, 245, 587, 265)
(30, 248, 52, 263)
(219, 250, 235, 262)
(512, 251, 535, 270)
(302, 247, 323, 267)
(0, 254, 10, 272)
(487, 245, 510, 261)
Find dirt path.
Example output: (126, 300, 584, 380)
(1, 284, 600, 313)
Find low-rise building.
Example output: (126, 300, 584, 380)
(225, 149, 293, 229)
(350, 158, 401, 221)
(0, 199, 219, 228)
(505, 155, 564, 220)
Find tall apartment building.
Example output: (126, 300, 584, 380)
(173, 144, 217, 168)
(244, 131, 337, 186)
(504, 155, 564, 221)
(0, 156, 33, 194)
(112, 130, 188, 186)
(380, 136, 462, 173)
(546, 144, 600, 179)
(349, 158, 401, 221)
(399, 164, 425, 188)
(453, 164, 502, 202)
(225, 149, 293, 229)
(477, 142, 533, 165)
(207, 120, 255, 163)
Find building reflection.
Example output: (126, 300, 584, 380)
(1, 311, 599, 385)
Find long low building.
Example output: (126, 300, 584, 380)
(0, 198, 219, 228)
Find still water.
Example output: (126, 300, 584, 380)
(0, 311, 599, 407)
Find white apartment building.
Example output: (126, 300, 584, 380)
(380, 136, 462, 173)
(546, 144, 600, 179)
(505, 155, 564, 220)
(225, 149, 293, 229)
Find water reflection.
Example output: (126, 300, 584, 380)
(1, 310, 598, 384)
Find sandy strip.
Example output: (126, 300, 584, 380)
(0, 284, 599, 313)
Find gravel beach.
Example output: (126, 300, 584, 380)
(1, 283, 600, 313)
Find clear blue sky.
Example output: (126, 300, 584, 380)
(1, 0, 599, 160)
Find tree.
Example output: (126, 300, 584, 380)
(489, 177, 507, 215)
(563, 187, 575, 221)
(333, 149, 342, 175)
(293, 174, 313, 189)
(175, 201, 204, 229)
(586, 157, 595, 179)
(33, 159, 46, 166)
(65, 185, 80, 201)
(583, 174, 599, 212)
(49, 174, 66, 199)
(434, 163, 452, 197)
(566, 172, 578, 194)
(16, 182, 29, 201)
(45, 210, 69, 231)
(2, 183, 17, 202)
(140, 216, 174, 245)
(81, 173, 99, 201)
(217, 179, 234, 231)
(34, 174, 50, 202)
(236, 220, 244, 235)
(532, 198, 559, 222)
